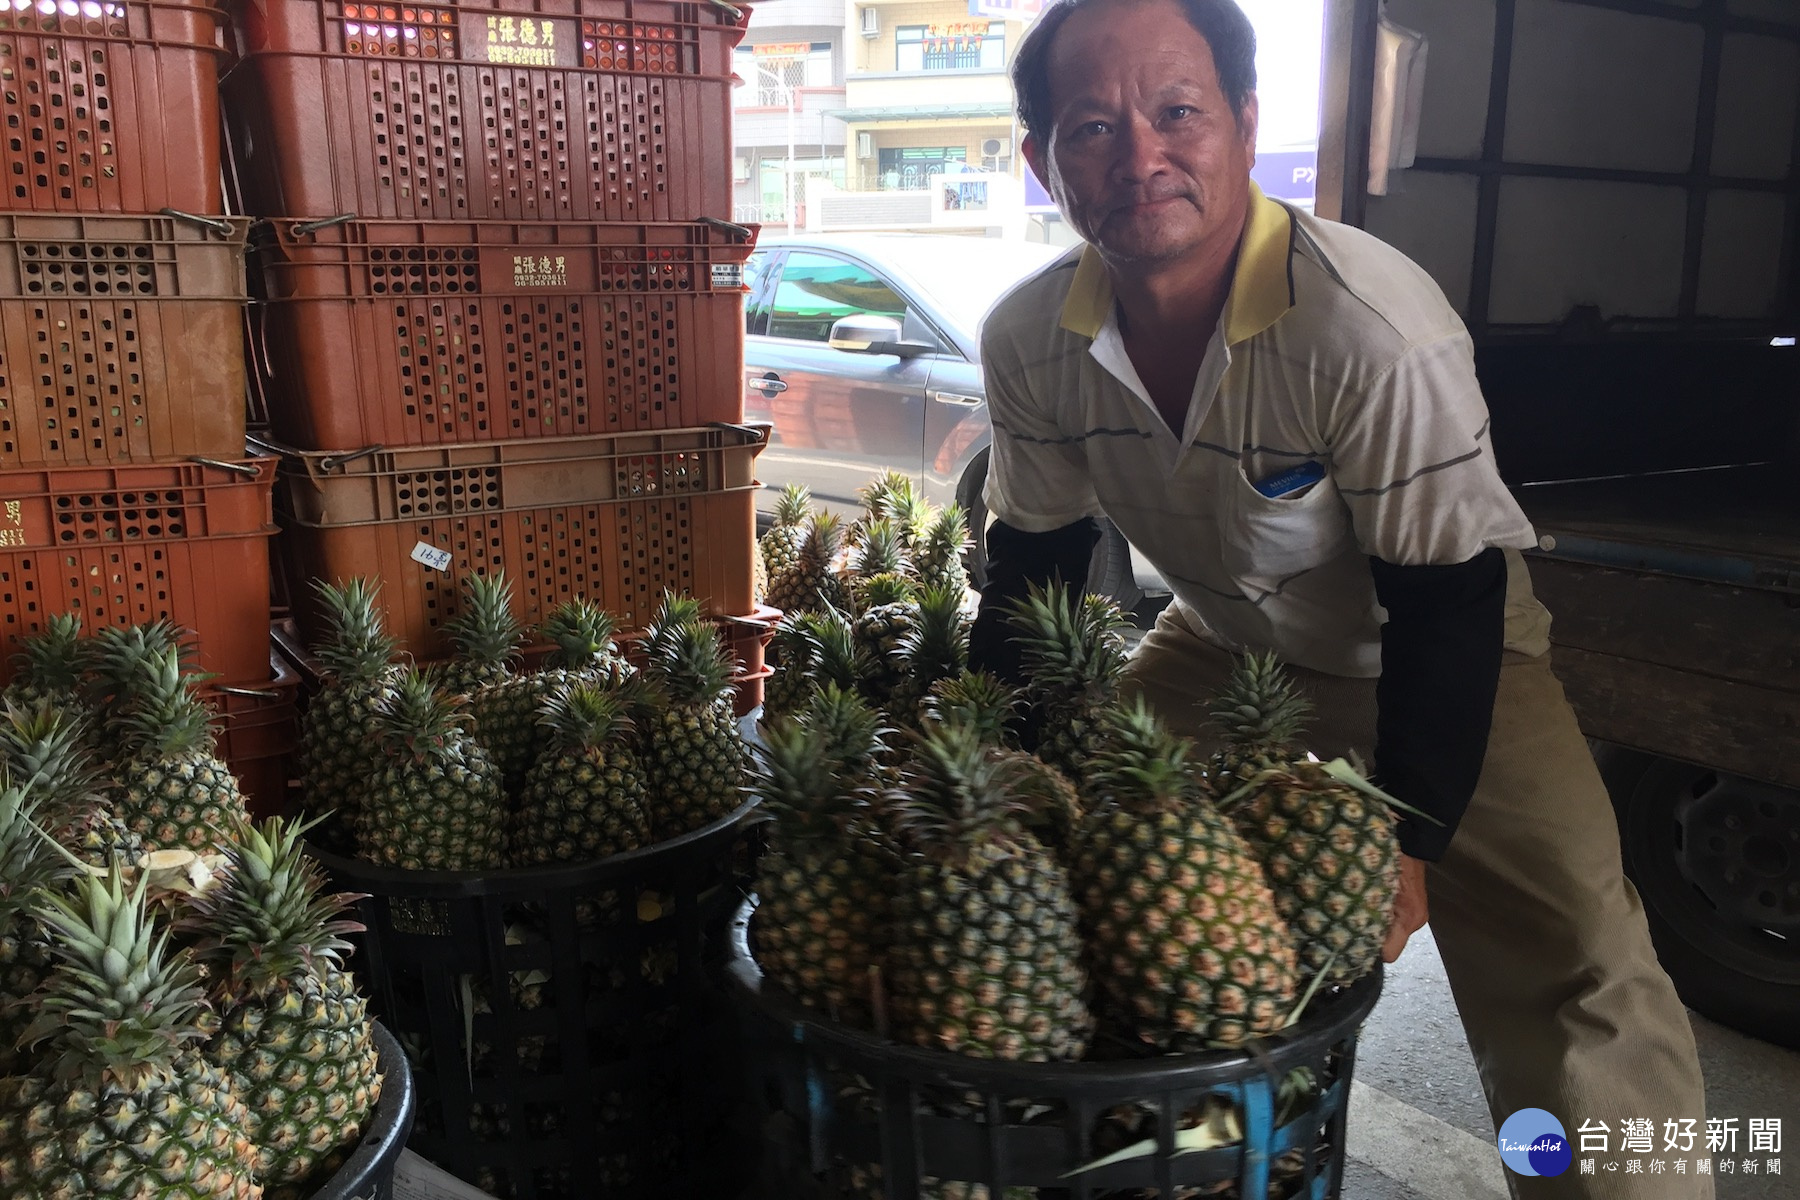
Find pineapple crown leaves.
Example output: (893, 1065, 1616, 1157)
(1208, 651, 1312, 754)
(9, 612, 88, 691)
(0, 698, 100, 800)
(643, 592, 707, 664)
(117, 648, 219, 762)
(444, 571, 524, 668)
(853, 518, 909, 579)
(1088, 697, 1208, 814)
(772, 482, 814, 527)
(312, 577, 400, 683)
(924, 670, 1022, 747)
(644, 617, 736, 707)
(856, 469, 917, 518)
(18, 865, 214, 1088)
(0, 776, 82, 925)
(750, 716, 876, 841)
(896, 583, 971, 676)
(807, 606, 867, 690)
(1003, 581, 1130, 699)
(770, 610, 822, 672)
(178, 815, 366, 998)
(919, 503, 971, 558)
(376, 668, 474, 760)
(857, 571, 919, 610)
(537, 679, 639, 753)
(540, 600, 619, 669)
(802, 510, 847, 562)
(798, 682, 889, 772)
(883, 721, 1044, 870)
(86, 619, 191, 718)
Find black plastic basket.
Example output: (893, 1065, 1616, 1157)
(725, 902, 1383, 1200)
(307, 1022, 417, 1200)
(310, 801, 758, 1200)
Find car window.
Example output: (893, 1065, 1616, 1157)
(766, 252, 907, 344)
(744, 250, 774, 337)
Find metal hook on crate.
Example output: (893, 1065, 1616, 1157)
(188, 457, 263, 478)
(697, 215, 755, 241)
(709, 420, 771, 444)
(706, 0, 745, 20)
(159, 208, 238, 237)
(290, 213, 358, 238)
(319, 445, 384, 474)
(213, 686, 282, 701)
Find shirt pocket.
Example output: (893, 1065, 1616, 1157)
(1216, 458, 1354, 589)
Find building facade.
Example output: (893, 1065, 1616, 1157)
(731, 0, 851, 229)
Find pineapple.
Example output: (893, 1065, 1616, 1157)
(111, 647, 248, 854)
(765, 610, 822, 722)
(766, 510, 850, 616)
(847, 518, 911, 610)
(850, 469, 917, 542)
(85, 618, 188, 742)
(0, 867, 262, 1199)
(1, 613, 95, 729)
(640, 612, 747, 840)
(440, 572, 530, 790)
(851, 573, 919, 698)
(0, 701, 141, 867)
(914, 503, 972, 596)
(361, 668, 507, 871)
(1075, 699, 1299, 1049)
(884, 722, 1091, 1062)
(181, 816, 382, 1195)
(1005, 581, 1131, 785)
(0, 779, 81, 1078)
(750, 709, 894, 1028)
(511, 681, 652, 867)
(299, 578, 400, 843)
(493, 599, 635, 795)
(801, 682, 894, 789)
(885, 583, 971, 731)
(758, 482, 814, 588)
(1206, 653, 1402, 986)
(764, 607, 865, 723)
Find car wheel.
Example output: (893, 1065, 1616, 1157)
(1592, 740, 1800, 1048)
(958, 450, 1143, 612)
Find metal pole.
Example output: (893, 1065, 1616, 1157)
(785, 76, 797, 235)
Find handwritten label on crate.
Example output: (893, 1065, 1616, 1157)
(0, 501, 24, 547)
(411, 541, 453, 572)
(458, 13, 577, 68)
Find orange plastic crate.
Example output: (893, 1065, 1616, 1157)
(222, 0, 747, 223)
(0, 458, 276, 684)
(0, 213, 251, 468)
(0, 0, 229, 214)
(281, 485, 757, 657)
(205, 638, 302, 819)
(252, 217, 754, 449)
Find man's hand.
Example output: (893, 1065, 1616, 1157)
(1382, 854, 1429, 962)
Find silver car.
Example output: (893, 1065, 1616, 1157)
(743, 233, 1153, 608)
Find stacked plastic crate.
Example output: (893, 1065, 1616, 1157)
(222, 0, 770, 687)
(0, 0, 287, 799)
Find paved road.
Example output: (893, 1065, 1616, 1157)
(1346, 929, 1800, 1198)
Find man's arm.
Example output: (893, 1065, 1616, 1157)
(967, 518, 1100, 683)
(1369, 546, 1507, 861)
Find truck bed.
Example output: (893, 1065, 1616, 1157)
(1513, 464, 1800, 588)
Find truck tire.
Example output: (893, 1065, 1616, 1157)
(959, 450, 1144, 614)
(1592, 741, 1800, 1048)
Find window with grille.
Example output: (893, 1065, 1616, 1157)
(896, 22, 1004, 72)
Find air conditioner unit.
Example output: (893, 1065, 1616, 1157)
(860, 7, 879, 36)
(857, 132, 874, 158)
(980, 137, 1010, 159)
(732, 156, 751, 182)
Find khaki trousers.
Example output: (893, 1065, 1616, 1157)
(1122, 601, 1712, 1200)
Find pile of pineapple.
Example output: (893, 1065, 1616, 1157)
(299, 574, 754, 872)
(0, 617, 385, 1199)
(746, 478, 1404, 1196)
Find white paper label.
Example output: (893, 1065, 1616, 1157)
(393, 1149, 502, 1200)
(711, 262, 744, 290)
(411, 542, 453, 572)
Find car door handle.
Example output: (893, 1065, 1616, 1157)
(932, 390, 981, 407)
(747, 374, 787, 394)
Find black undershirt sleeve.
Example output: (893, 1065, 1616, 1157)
(967, 518, 1100, 684)
(1369, 546, 1508, 862)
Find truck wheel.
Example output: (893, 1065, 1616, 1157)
(1592, 741, 1800, 1048)
(958, 450, 1144, 613)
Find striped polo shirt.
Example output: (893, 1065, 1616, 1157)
(981, 184, 1551, 678)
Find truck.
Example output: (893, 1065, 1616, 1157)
(1314, 0, 1798, 1047)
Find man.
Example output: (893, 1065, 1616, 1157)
(969, 0, 1711, 1195)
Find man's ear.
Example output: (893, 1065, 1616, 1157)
(1238, 92, 1260, 167)
(1022, 132, 1052, 191)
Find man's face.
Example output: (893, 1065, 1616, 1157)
(1024, 0, 1258, 268)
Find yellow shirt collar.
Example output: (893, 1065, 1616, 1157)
(1057, 182, 1295, 345)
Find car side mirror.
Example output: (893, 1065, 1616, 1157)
(828, 314, 932, 357)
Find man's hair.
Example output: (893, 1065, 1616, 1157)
(1011, 0, 1258, 139)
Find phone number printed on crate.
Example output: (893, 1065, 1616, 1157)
(512, 253, 570, 289)
(466, 14, 577, 68)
